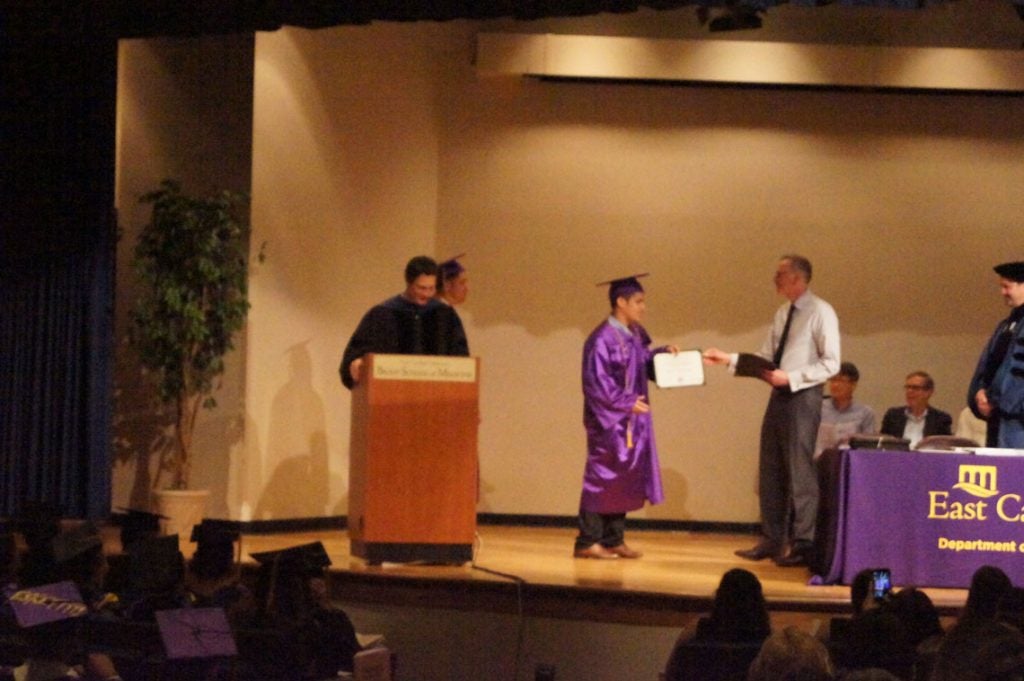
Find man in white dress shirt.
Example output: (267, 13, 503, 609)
(704, 255, 841, 567)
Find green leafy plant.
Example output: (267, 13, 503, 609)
(131, 179, 261, 490)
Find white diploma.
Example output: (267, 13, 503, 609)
(653, 350, 705, 388)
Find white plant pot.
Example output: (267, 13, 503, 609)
(153, 488, 210, 539)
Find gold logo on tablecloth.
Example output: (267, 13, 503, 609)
(952, 464, 1000, 499)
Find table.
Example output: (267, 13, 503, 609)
(817, 448, 1024, 588)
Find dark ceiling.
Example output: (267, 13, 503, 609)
(5, 0, 1021, 40)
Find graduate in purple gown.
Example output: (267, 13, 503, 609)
(574, 274, 678, 559)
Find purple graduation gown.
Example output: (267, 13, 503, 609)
(579, 319, 666, 514)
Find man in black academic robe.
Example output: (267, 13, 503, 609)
(339, 255, 469, 390)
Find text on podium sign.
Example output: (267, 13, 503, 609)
(372, 355, 477, 383)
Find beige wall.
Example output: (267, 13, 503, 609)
(116, 12, 1024, 522)
(113, 34, 254, 517)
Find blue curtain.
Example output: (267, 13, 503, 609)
(0, 245, 115, 519)
(0, 17, 117, 519)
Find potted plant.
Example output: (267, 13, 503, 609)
(130, 179, 260, 533)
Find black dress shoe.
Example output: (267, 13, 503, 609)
(734, 542, 777, 561)
(773, 541, 813, 567)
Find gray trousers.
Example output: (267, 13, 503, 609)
(758, 384, 823, 548)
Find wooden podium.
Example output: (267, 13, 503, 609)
(348, 353, 479, 564)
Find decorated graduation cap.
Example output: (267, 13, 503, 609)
(112, 508, 165, 550)
(156, 607, 238, 659)
(250, 541, 331, 576)
(995, 261, 1024, 283)
(438, 252, 466, 281)
(50, 522, 103, 565)
(8, 580, 88, 627)
(597, 272, 649, 307)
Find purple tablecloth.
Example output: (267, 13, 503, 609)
(823, 449, 1024, 588)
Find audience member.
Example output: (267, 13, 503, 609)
(14, 502, 61, 588)
(17, 522, 121, 681)
(885, 587, 943, 679)
(105, 508, 163, 597)
(931, 617, 1024, 681)
(698, 568, 772, 643)
(848, 569, 880, 620)
(880, 371, 952, 448)
(997, 587, 1024, 633)
(816, 362, 877, 458)
(245, 542, 361, 679)
(828, 570, 890, 672)
(123, 534, 190, 622)
(963, 565, 1014, 623)
(834, 607, 914, 680)
(886, 587, 942, 646)
(664, 568, 770, 679)
(748, 626, 834, 681)
(186, 521, 252, 622)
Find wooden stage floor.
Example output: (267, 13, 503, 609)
(227, 525, 968, 627)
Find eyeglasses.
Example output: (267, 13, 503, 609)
(904, 384, 930, 391)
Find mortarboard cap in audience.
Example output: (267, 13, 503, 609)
(112, 508, 165, 549)
(130, 534, 184, 592)
(156, 607, 238, 659)
(597, 273, 649, 306)
(50, 522, 102, 564)
(16, 502, 62, 547)
(8, 581, 88, 627)
(190, 520, 240, 546)
(994, 261, 1024, 283)
(250, 541, 331, 576)
(438, 253, 466, 281)
(190, 521, 240, 574)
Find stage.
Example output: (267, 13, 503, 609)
(226, 524, 969, 628)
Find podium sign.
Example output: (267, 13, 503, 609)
(348, 354, 479, 563)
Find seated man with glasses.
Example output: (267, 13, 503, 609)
(880, 371, 953, 448)
(815, 361, 877, 458)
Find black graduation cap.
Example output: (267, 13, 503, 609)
(995, 261, 1024, 283)
(16, 502, 62, 547)
(189, 521, 240, 575)
(112, 508, 165, 550)
(249, 541, 331, 576)
(130, 534, 184, 592)
(438, 253, 466, 281)
(189, 520, 240, 547)
(597, 272, 649, 306)
(50, 522, 103, 565)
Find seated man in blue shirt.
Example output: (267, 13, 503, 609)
(815, 361, 876, 458)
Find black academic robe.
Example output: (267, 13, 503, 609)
(339, 294, 469, 390)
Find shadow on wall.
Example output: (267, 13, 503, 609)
(112, 331, 175, 509)
(655, 467, 691, 521)
(253, 341, 330, 519)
